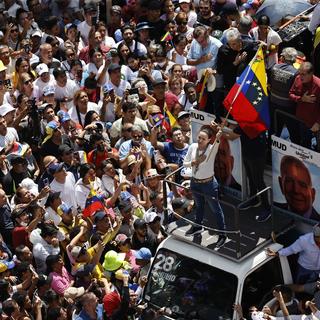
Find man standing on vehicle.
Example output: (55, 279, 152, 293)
(267, 224, 320, 284)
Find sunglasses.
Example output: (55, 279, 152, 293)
(10, 29, 19, 33)
(177, 21, 188, 25)
(24, 79, 32, 85)
(132, 134, 143, 139)
(123, 128, 132, 132)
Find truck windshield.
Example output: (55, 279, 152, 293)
(144, 248, 238, 319)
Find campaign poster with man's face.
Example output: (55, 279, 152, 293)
(272, 135, 320, 222)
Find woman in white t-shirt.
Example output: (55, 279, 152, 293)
(250, 15, 282, 70)
(176, 0, 198, 28)
(86, 47, 105, 79)
(96, 22, 116, 48)
(167, 34, 189, 66)
(68, 89, 99, 127)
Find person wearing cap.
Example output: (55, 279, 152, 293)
(269, 47, 299, 138)
(0, 103, 15, 127)
(58, 144, 79, 181)
(12, 203, 43, 248)
(177, 0, 197, 28)
(49, 162, 77, 209)
(57, 111, 71, 134)
(0, 111, 19, 151)
(113, 233, 140, 274)
(141, 1, 166, 43)
(143, 210, 165, 243)
(267, 225, 320, 284)
(68, 238, 107, 280)
(77, 2, 98, 45)
(105, 63, 131, 98)
(41, 120, 72, 159)
(131, 218, 158, 255)
(135, 22, 153, 48)
(33, 63, 55, 96)
(107, 5, 122, 37)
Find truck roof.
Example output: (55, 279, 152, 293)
(157, 235, 284, 277)
(165, 195, 293, 262)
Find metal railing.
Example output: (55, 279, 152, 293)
(163, 166, 274, 260)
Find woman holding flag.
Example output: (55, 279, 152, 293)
(183, 122, 227, 249)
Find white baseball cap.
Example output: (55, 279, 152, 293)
(0, 103, 15, 117)
(36, 63, 49, 76)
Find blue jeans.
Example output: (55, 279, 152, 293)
(296, 264, 320, 284)
(190, 178, 226, 232)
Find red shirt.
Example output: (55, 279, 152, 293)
(289, 75, 320, 128)
(12, 226, 29, 248)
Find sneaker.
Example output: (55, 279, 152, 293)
(255, 209, 271, 222)
(239, 197, 261, 210)
(185, 225, 203, 236)
(215, 235, 227, 249)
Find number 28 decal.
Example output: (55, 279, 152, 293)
(153, 254, 175, 272)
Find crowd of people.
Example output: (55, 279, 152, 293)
(0, 0, 319, 318)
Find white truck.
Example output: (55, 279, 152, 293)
(142, 187, 306, 319)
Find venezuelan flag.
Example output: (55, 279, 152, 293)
(161, 31, 173, 42)
(223, 47, 270, 139)
(163, 104, 177, 128)
(83, 194, 104, 218)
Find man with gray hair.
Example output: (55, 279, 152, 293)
(269, 47, 298, 139)
(217, 28, 258, 90)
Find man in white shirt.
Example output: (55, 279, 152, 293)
(77, 3, 97, 45)
(106, 63, 131, 96)
(116, 25, 147, 57)
(267, 225, 320, 284)
(0, 112, 19, 151)
(34, 63, 55, 98)
(49, 162, 77, 209)
(53, 67, 80, 109)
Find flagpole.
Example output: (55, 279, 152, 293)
(206, 44, 263, 161)
(222, 43, 262, 124)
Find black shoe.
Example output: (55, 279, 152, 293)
(215, 235, 227, 249)
(255, 209, 271, 222)
(239, 197, 261, 210)
(185, 225, 203, 236)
